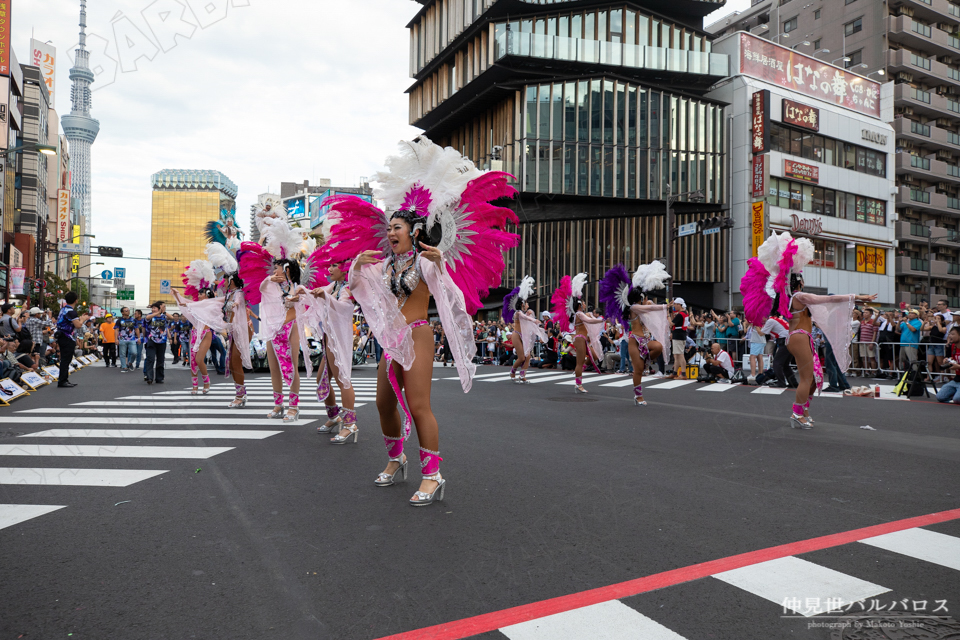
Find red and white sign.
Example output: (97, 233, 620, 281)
(751, 90, 769, 154)
(752, 155, 767, 198)
(782, 98, 819, 131)
(57, 189, 70, 242)
(30, 39, 56, 107)
(0, 1, 10, 76)
(791, 214, 824, 236)
(739, 33, 881, 119)
(784, 159, 819, 183)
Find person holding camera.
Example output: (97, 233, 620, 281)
(55, 291, 89, 387)
(936, 326, 960, 404)
(703, 342, 734, 383)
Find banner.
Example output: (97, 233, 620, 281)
(0, 1, 10, 76)
(784, 159, 819, 184)
(57, 189, 70, 241)
(751, 202, 765, 258)
(71, 224, 80, 273)
(740, 33, 880, 118)
(10, 267, 24, 295)
(751, 90, 769, 154)
(782, 98, 819, 131)
(752, 155, 767, 198)
(30, 39, 55, 107)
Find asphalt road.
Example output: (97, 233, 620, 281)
(0, 357, 958, 640)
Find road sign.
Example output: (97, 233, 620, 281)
(113, 278, 125, 288)
(58, 242, 86, 254)
(703, 227, 721, 236)
(114, 267, 126, 278)
(101, 270, 113, 280)
(117, 290, 135, 301)
(160, 280, 171, 295)
(677, 223, 698, 238)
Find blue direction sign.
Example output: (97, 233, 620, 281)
(100, 270, 113, 280)
(160, 280, 171, 295)
(114, 267, 126, 278)
(702, 227, 721, 236)
(677, 223, 698, 238)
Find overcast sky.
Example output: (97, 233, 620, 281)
(18, 0, 749, 307)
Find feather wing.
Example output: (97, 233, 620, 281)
(205, 220, 226, 246)
(263, 219, 303, 261)
(741, 256, 774, 327)
(634, 260, 670, 292)
(518, 275, 535, 302)
(205, 243, 238, 275)
(599, 265, 632, 325)
(319, 195, 390, 266)
(238, 241, 273, 305)
(302, 246, 328, 290)
(570, 273, 588, 299)
(502, 286, 521, 324)
(551, 275, 574, 333)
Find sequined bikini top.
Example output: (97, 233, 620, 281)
(382, 249, 421, 309)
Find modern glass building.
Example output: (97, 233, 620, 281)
(149, 169, 238, 305)
(405, 0, 730, 311)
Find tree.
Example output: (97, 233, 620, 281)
(41, 272, 90, 316)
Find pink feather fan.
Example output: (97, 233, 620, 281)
(550, 275, 574, 333)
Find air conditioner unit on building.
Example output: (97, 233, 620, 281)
(897, 72, 914, 83)
(903, 174, 917, 184)
(895, 106, 915, 116)
(900, 6, 915, 16)
(938, 118, 953, 127)
(937, 150, 953, 161)
(901, 140, 917, 151)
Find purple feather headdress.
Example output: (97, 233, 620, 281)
(502, 287, 521, 324)
(599, 265, 632, 326)
(502, 275, 535, 323)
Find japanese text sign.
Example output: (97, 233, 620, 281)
(0, 1, 10, 76)
(740, 33, 880, 118)
(751, 90, 769, 154)
(30, 39, 55, 107)
(784, 160, 819, 184)
(752, 155, 767, 198)
(57, 189, 70, 242)
(782, 99, 819, 131)
(751, 202, 765, 258)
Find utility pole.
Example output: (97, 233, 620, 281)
(664, 185, 705, 301)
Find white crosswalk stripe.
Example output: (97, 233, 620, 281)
(17, 408, 345, 416)
(698, 383, 740, 392)
(71, 401, 369, 409)
(0, 417, 305, 426)
(0, 468, 168, 487)
(0, 504, 66, 531)
(0, 444, 234, 459)
(23, 430, 281, 440)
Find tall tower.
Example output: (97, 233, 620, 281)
(61, 0, 100, 234)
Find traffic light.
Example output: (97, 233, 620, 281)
(98, 246, 123, 258)
(698, 216, 735, 232)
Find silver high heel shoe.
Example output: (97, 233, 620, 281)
(375, 455, 407, 486)
(267, 405, 285, 419)
(330, 424, 358, 444)
(410, 473, 445, 507)
(634, 396, 647, 406)
(317, 416, 342, 433)
(283, 407, 300, 423)
(790, 413, 813, 429)
(575, 385, 588, 394)
(228, 396, 247, 408)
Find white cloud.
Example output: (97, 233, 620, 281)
(20, 0, 420, 306)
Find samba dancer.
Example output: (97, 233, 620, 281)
(552, 273, 605, 393)
(207, 243, 253, 408)
(503, 275, 546, 384)
(172, 259, 223, 395)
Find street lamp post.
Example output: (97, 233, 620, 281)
(924, 220, 946, 306)
(664, 185, 706, 301)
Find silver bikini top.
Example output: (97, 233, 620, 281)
(382, 250, 422, 309)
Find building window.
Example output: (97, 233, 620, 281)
(814, 9, 821, 19)
(844, 17, 863, 36)
(768, 121, 887, 177)
(844, 50, 862, 68)
(783, 17, 798, 33)
(813, 38, 821, 49)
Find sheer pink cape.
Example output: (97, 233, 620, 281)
(298, 283, 355, 390)
(349, 256, 477, 392)
(792, 293, 857, 372)
(228, 290, 252, 370)
(576, 312, 606, 360)
(173, 291, 226, 354)
(260, 280, 313, 379)
(630, 304, 670, 349)
(517, 311, 547, 357)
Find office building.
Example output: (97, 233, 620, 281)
(280, 179, 373, 232)
(149, 169, 238, 305)
(1, 50, 25, 298)
(707, 33, 896, 309)
(404, 0, 731, 311)
(707, 0, 960, 308)
(16, 64, 51, 284)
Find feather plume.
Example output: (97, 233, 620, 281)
(792, 237, 815, 273)
(570, 273, 588, 300)
(205, 243, 238, 275)
(741, 256, 774, 327)
(238, 241, 274, 305)
(517, 275, 535, 303)
(501, 287, 521, 324)
(599, 265, 632, 326)
(632, 260, 670, 292)
(263, 219, 304, 261)
(550, 276, 574, 333)
(181, 259, 215, 302)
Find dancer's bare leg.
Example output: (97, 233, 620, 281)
(405, 325, 440, 500)
(787, 334, 815, 423)
(376, 353, 404, 478)
(329, 350, 356, 438)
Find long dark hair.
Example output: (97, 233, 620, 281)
(390, 210, 442, 249)
(274, 259, 301, 286)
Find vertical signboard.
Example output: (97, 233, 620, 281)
(57, 189, 70, 241)
(29, 39, 55, 107)
(71, 224, 80, 273)
(9, 267, 24, 295)
(751, 201, 765, 258)
(0, 1, 10, 76)
(751, 90, 769, 154)
(752, 155, 767, 198)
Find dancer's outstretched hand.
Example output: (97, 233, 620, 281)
(311, 287, 326, 298)
(419, 243, 443, 266)
(354, 250, 381, 270)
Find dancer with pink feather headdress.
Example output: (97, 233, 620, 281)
(238, 214, 322, 423)
(599, 261, 671, 406)
(318, 136, 519, 507)
(206, 242, 253, 408)
(551, 273, 605, 394)
(502, 275, 547, 384)
(172, 257, 225, 396)
(741, 231, 877, 429)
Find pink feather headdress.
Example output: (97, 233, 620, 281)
(181, 259, 216, 302)
(741, 231, 814, 326)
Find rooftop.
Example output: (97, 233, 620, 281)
(150, 169, 238, 199)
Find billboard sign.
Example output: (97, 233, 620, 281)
(10, 267, 24, 295)
(751, 90, 769, 154)
(30, 39, 55, 107)
(0, 1, 10, 76)
(782, 98, 819, 131)
(751, 202, 765, 258)
(752, 154, 767, 198)
(784, 159, 820, 184)
(739, 33, 881, 118)
(57, 189, 70, 241)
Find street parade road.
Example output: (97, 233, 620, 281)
(1, 360, 958, 640)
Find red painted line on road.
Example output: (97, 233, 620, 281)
(376, 507, 960, 640)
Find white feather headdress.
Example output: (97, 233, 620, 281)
(205, 243, 238, 275)
(571, 273, 588, 299)
(632, 260, 670, 292)
(262, 218, 304, 261)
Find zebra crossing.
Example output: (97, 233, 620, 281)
(446, 370, 905, 399)
(0, 374, 379, 533)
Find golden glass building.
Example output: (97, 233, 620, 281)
(149, 169, 238, 306)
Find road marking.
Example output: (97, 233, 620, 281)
(751, 387, 787, 395)
(557, 374, 630, 386)
(0, 468, 168, 487)
(500, 600, 687, 640)
(444, 370, 522, 381)
(698, 384, 740, 392)
(82, 400, 367, 408)
(480, 371, 572, 383)
(21, 429, 281, 440)
(0, 504, 66, 531)
(712, 556, 889, 616)
(859, 528, 960, 572)
(600, 377, 645, 387)
(644, 380, 697, 390)
(372, 506, 960, 640)
(0, 444, 234, 459)
(0, 417, 315, 426)
(16, 408, 333, 417)
(527, 373, 600, 385)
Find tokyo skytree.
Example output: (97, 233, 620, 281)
(61, 0, 100, 233)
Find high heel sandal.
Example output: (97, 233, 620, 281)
(202, 376, 211, 395)
(283, 407, 300, 423)
(317, 406, 341, 433)
(634, 396, 647, 406)
(190, 377, 199, 395)
(267, 405, 285, 419)
(375, 454, 407, 486)
(228, 396, 247, 408)
(790, 413, 813, 429)
(575, 385, 588, 394)
(410, 473, 446, 507)
(330, 409, 358, 444)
